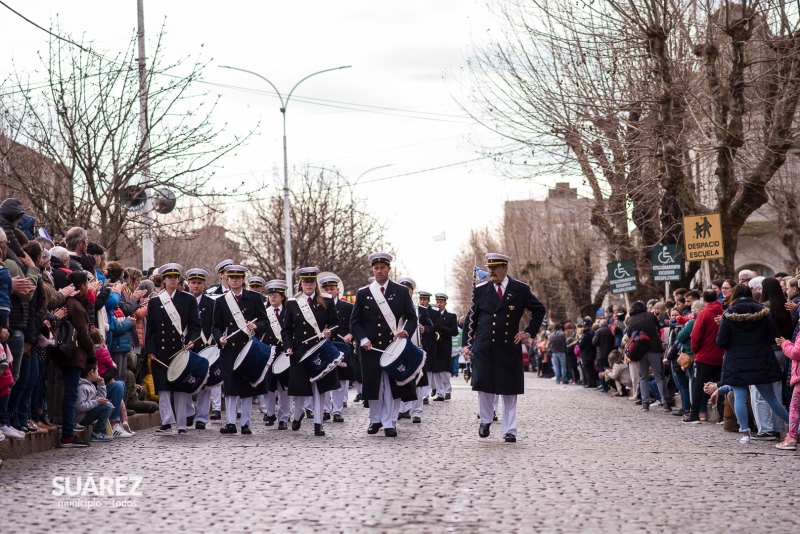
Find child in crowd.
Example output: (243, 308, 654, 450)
(75, 361, 131, 442)
(776, 331, 800, 450)
(600, 349, 631, 397)
(91, 328, 118, 383)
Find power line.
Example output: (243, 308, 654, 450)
(0, 0, 94, 54)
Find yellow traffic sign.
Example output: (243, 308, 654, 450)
(683, 213, 724, 261)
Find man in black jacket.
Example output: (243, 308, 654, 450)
(418, 291, 439, 401)
(625, 300, 668, 411)
(592, 319, 615, 392)
(432, 293, 458, 401)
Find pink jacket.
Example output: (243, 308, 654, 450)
(780, 337, 800, 387)
(95, 345, 115, 377)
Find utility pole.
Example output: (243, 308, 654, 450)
(137, 0, 154, 271)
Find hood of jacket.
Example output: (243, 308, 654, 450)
(724, 299, 770, 331)
(629, 301, 647, 316)
(0, 198, 25, 223)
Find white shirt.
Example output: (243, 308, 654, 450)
(270, 305, 283, 315)
(495, 276, 509, 297)
(360, 280, 389, 347)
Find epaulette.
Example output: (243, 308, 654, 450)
(287, 297, 297, 302)
(358, 284, 370, 291)
(321, 292, 332, 299)
(475, 280, 489, 288)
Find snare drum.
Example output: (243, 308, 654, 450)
(270, 352, 291, 386)
(332, 341, 352, 368)
(299, 338, 343, 382)
(234, 338, 276, 387)
(198, 345, 223, 387)
(167, 350, 210, 394)
(379, 338, 426, 386)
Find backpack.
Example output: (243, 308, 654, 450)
(53, 319, 77, 359)
(624, 331, 651, 362)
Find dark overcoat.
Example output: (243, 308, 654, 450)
(467, 277, 546, 395)
(332, 298, 357, 382)
(144, 290, 201, 393)
(717, 299, 784, 387)
(433, 308, 459, 373)
(210, 290, 269, 398)
(349, 281, 418, 401)
(263, 304, 289, 391)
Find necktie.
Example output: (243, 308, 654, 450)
(274, 307, 280, 318)
(380, 286, 385, 295)
(236, 293, 241, 303)
(308, 297, 313, 307)
(497, 284, 503, 300)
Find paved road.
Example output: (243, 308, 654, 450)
(1, 375, 798, 533)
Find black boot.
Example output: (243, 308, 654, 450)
(314, 424, 325, 436)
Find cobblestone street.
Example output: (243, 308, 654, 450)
(1, 375, 797, 533)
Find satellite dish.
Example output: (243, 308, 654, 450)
(121, 186, 147, 211)
(152, 188, 176, 214)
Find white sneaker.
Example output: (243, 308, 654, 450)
(0, 431, 4, 442)
(122, 422, 136, 435)
(740, 434, 750, 444)
(112, 424, 134, 438)
(1, 424, 26, 440)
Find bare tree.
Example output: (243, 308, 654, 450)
(233, 167, 390, 293)
(0, 25, 253, 258)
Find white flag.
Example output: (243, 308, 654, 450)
(432, 231, 446, 242)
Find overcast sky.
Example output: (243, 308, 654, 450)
(0, 0, 559, 302)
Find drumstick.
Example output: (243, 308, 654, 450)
(151, 358, 170, 369)
(168, 336, 204, 360)
(301, 325, 338, 345)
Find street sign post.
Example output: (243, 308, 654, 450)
(607, 259, 638, 294)
(651, 244, 682, 282)
(683, 213, 724, 261)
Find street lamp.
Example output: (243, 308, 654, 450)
(352, 164, 395, 187)
(219, 64, 351, 289)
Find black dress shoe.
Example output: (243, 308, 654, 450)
(305, 409, 314, 418)
(431, 389, 437, 397)
(479, 423, 491, 438)
(186, 416, 194, 427)
(384, 427, 397, 437)
(241, 425, 252, 435)
(354, 393, 362, 402)
(210, 410, 221, 420)
(263, 413, 270, 422)
(363, 400, 369, 408)
(178, 429, 188, 435)
(323, 412, 331, 422)
(314, 424, 325, 436)
(504, 433, 516, 443)
(423, 397, 429, 405)
(343, 401, 348, 408)
(195, 421, 206, 430)
(333, 414, 344, 423)
(278, 421, 288, 430)
(444, 393, 451, 400)
(264, 414, 277, 426)
(398, 410, 411, 419)
(291, 411, 305, 431)
(220, 424, 237, 434)
(367, 423, 382, 435)
(433, 395, 445, 402)
(493, 412, 498, 422)
(237, 412, 242, 419)
(412, 417, 421, 424)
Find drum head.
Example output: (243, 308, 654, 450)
(198, 346, 220, 365)
(272, 353, 290, 373)
(305, 338, 328, 358)
(234, 339, 254, 369)
(379, 338, 406, 367)
(167, 350, 189, 381)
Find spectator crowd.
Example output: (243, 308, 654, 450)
(531, 268, 800, 449)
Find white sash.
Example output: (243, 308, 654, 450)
(411, 304, 421, 348)
(268, 307, 283, 340)
(159, 290, 186, 339)
(295, 295, 321, 335)
(369, 281, 400, 335)
(224, 291, 252, 338)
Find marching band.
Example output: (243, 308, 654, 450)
(148, 251, 544, 442)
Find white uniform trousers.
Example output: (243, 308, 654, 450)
(185, 394, 196, 418)
(401, 400, 414, 414)
(438, 372, 451, 395)
(493, 394, 499, 411)
(355, 382, 362, 394)
(428, 372, 438, 393)
(411, 386, 425, 417)
(225, 395, 252, 427)
(196, 388, 212, 423)
(210, 385, 222, 410)
(274, 388, 290, 422)
(159, 391, 190, 430)
(260, 391, 276, 415)
(324, 390, 332, 415)
(369, 371, 401, 429)
(311, 382, 324, 424)
(331, 380, 348, 415)
(292, 396, 306, 421)
(478, 392, 517, 436)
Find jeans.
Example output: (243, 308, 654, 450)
(638, 352, 667, 404)
(60, 365, 82, 439)
(671, 364, 691, 411)
(8, 329, 24, 381)
(597, 359, 609, 391)
(551, 352, 568, 383)
(31, 352, 48, 423)
(7, 351, 37, 427)
(451, 356, 460, 377)
(690, 362, 721, 416)
(79, 403, 114, 433)
(106, 381, 126, 423)
(731, 384, 789, 433)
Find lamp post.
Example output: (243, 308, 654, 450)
(219, 65, 351, 289)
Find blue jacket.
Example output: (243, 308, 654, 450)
(717, 298, 783, 387)
(107, 310, 134, 353)
(0, 266, 11, 328)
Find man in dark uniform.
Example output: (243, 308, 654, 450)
(320, 274, 354, 423)
(211, 265, 269, 435)
(418, 291, 439, 403)
(432, 293, 459, 401)
(185, 268, 219, 429)
(397, 277, 434, 423)
(206, 259, 233, 295)
(463, 253, 546, 443)
(248, 276, 267, 303)
(145, 263, 201, 435)
(350, 252, 418, 437)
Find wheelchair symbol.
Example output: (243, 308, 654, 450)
(613, 263, 631, 279)
(657, 246, 675, 265)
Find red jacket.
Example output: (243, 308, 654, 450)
(690, 301, 725, 365)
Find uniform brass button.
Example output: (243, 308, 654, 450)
(493, 314, 497, 317)
(492, 339, 495, 342)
